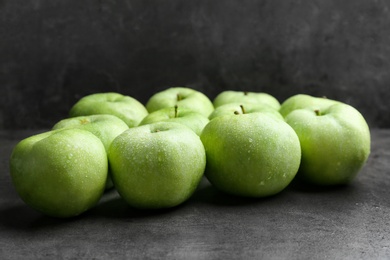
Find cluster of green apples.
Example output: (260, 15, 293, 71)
(9, 87, 371, 218)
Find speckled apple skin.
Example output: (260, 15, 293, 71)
(9, 129, 108, 218)
(200, 113, 301, 197)
(109, 122, 206, 209)
(285, 103, 371, 185)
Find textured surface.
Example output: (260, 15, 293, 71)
(1, 1, 390, 129)
(0, 128, 389, 259)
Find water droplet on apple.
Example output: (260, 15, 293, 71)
(66, 153, 74, 162)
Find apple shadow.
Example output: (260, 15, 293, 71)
(1, 177, 295, 225)
(0, 203, 76, 231)
(87, 188, 186, 219)
(286, 177, 356, 194)
(190, 177, 284, 207)
(89, 177, 278, 218)
(1, 189, 189, 226)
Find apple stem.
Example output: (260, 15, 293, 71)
(234, 105, 246, 115)
(177, 93, 182, 101)
(314, 109, 321, 116)
(244, 91, 248, 95)
(174, 105, 178, 118)
(240, 105, 246, 114)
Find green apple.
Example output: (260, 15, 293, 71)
(69, 92, 148, 127)
(52, 114, 129, 189)
(200, 113, 301, 197)
(9, 128, 108, 218)
(279, 94, 340, 118)
(213, 90, 281, 110)
(285, 103, 371, 185)
(139, 105, 209, 136)
(208, 102, 284, 121)
(146, 87, 214, 117)
(108, 122, 206, 209)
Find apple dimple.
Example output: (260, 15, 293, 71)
(79, 118, 90, 125)
(106, 96, 123, 102)
(149, 125, 169, 133)
(176, 93, 184, 101)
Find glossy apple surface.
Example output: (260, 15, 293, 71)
(69, 92, 148, 127)
(146, 87, 214, 117)
(9, 129, 108, 218)
(285, 103, 371, 185)
(108, 122, 206, 209)
(139, 106, 209, 136)
(208, 102, 283, 121)
(279, 94, 340, 118)
(200, 113, 301, 197)
(213, 90, 281, 110)
(53, 114, 129, 189)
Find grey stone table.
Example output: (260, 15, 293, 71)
(0, 129, 389, 259)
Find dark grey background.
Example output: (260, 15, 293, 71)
(1, 2, 390, 258)
(1, 0, 389, 129)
